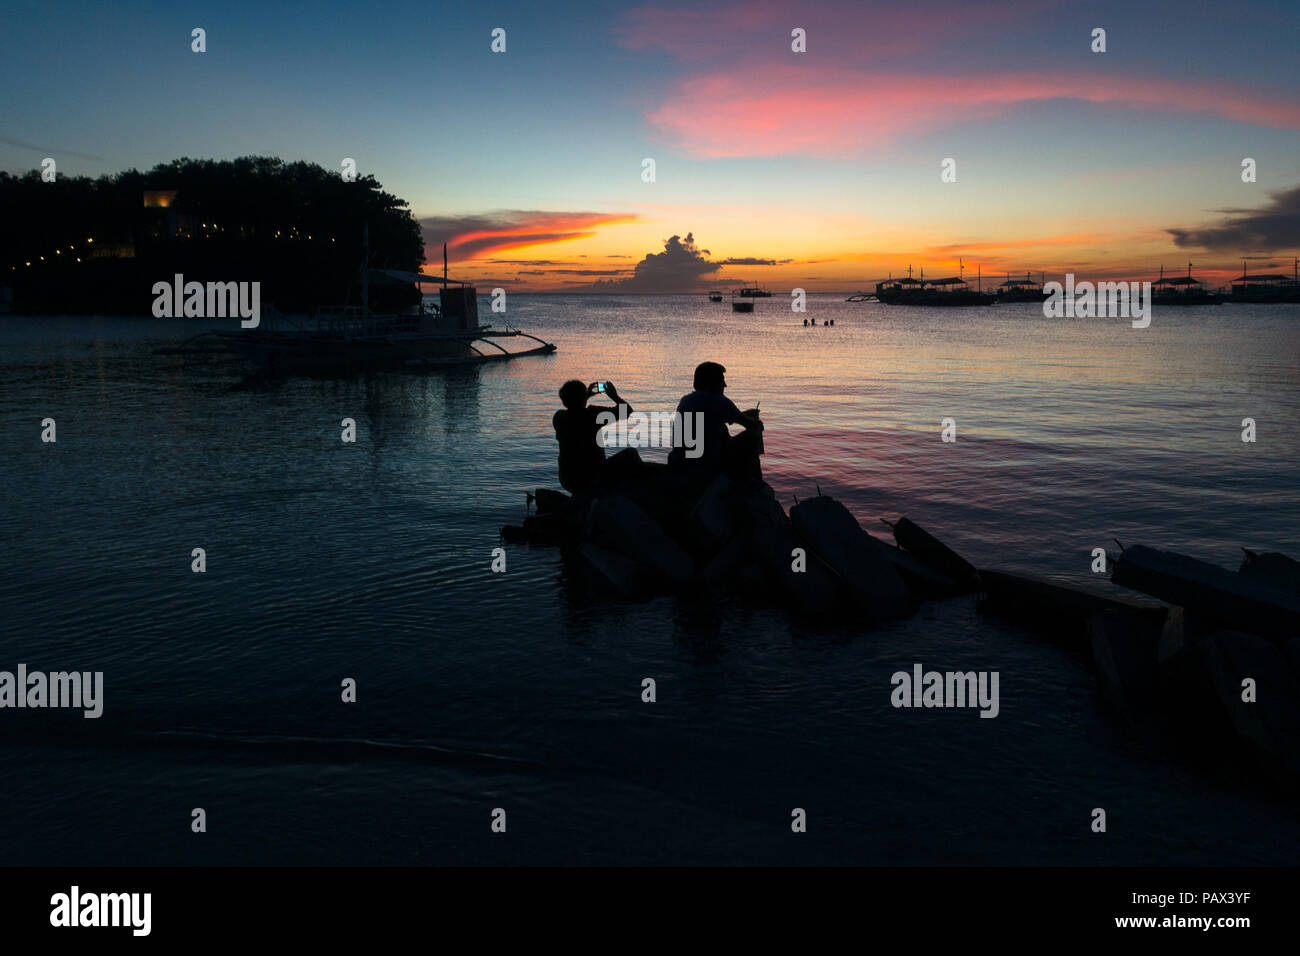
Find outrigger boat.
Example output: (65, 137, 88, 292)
(846, 266, 922, 301)
(996, 272, 1049, 302)
(156, 242, 557, 375)
(1152, 263, 1222, 306)
(1226, 259, 1300, 303)
(865, 267, 925, 302)
(849, 263, 994, 306)
(875, 262, 995, 306)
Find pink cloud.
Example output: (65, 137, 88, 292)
(644, 66, 1300, 158)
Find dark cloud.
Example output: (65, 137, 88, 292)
(580, 233, 718, 291)
(1168, 185, 1300, 252)
(579, 233, 785, 292)
(489, 258, 572, 266)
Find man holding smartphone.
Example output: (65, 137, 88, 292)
(553, 378, 636, 497)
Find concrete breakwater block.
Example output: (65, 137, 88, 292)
(588, 495, 694, 585)
(979, 568, 1166, 642)
(743, 490, 838, 616)
(1238, 549, 1300, 597)
(576, 541, 649, 598)
(1113, 545, 1300, 639)
(789, 495, 912, 621)
(891, 516, 978, 590)
(1199, 628, 1300, 786)
(1088, 608, 1164, 716)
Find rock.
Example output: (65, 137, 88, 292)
(979, 568, 1166, 643)
(1238, 549, 1300, 597)
(891, 517, 978, 589)
(685, 474, 737, 554)
(742, 490, 838, 616)
(576, 541, 650, 598)
(1088, 608, 1164, 716)
(1113, 545, 1300, 638)
(881, 542, 960, 598)
(588, 495, 694, 585)
(790, 496, 913, 621)
(533, 488, 574, 515)
(1199, 629, 1300, 786)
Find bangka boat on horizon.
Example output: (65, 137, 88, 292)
(996, 272, 1049, 303)
(1225, 259, 1300, 303)
(873, 262, 995, 306)
(1153, 263, 1222, 306)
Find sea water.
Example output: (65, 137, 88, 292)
(0, 295, 1296, 864)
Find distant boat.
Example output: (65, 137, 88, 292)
(738, 283, 772, 297)
(156, 240, 556, 374)
(708, 291, 723, 302)
(876, 262, 994, 307)
(731, 290, 754, 312)
(1152, 263, 1222, 306)
(996, 272, 1049, 303)
(1225, 259, 1300, 303)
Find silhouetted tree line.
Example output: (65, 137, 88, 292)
(0, 157, 424, 314)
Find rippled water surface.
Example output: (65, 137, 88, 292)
(1, 296, 1297, 864)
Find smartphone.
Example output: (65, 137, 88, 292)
(594, 381, 608, 393)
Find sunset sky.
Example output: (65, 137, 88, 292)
(3, 0, 1299, 290)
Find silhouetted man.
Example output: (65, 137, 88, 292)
(553, 379, 638, 497)
(668, 361, 763, 485)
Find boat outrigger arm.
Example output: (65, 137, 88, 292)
(366, 268, 559, 363)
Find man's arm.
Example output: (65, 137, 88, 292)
(725, 398, 762, 431)
(593, 381, 633, 415)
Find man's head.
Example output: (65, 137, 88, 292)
(693, 361, 727, 393)
(559, 379, 589, 410)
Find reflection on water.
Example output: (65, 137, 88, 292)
(0, 299, 1297, 865)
